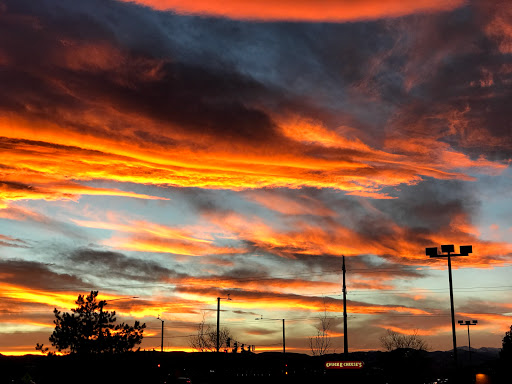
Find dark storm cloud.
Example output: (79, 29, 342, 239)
(2, 0, 510, 163)
(0, 0, 402, 155)
(68, 248, 182, 282)
(0, 0, 288, 148)
(387, 2, 512, 160)
(0, 259, 87, 291)
(374, 179, 479, 233)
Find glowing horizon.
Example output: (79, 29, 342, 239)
(0, 0, 511, 356)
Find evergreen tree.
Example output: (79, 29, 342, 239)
(44, 291, 145, 354)
(501, 324, 512, 360)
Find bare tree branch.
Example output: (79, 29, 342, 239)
(189, 312, 233, 352)
(380, 329, 430, 351)
(308, 302, 333, 356)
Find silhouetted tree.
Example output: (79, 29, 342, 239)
(35, 343, 53, 356)
(380, 329, 429, 351)
(308, 306, 333, 356)
(380, 330, 431, 384)
(500, 324, 512, 360)
(189, 312, 233, 352)
(41, 291, 145, 354)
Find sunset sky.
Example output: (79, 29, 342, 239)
(0, 0, 511, 355)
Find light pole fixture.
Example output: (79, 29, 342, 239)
(426, 244, 472, 367)
(256, 316, 286, 353)
(458, 319, 478, 367)
(216, 293, 231, 352)
(157, 316, 164, 352)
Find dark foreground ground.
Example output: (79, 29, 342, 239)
(0, 348, 506, 384)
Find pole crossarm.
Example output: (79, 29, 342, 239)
(426, 245, 472, 258)
(458, 320, 478, 326)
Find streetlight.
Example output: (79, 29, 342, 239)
(157, 316, 164, 352)
(458, 319, 478, 367)
(426, 244, 472, 367)
(216, 294, 231, 352)
(256, 316, 285, 353)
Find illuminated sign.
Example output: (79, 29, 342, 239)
(325, 361, 364, 369)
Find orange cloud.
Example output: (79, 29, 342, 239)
(172, 275, 339, 296)
(243, 190, 337, 217)
(203, 210, 512, 267)
(1, 97, 505, 203)
(72, 218, 212, 244)
(482, 1, 512, 54)
(458, 312, 512, 333)
(0, 180, 168, 205)
(72, 217, 246, 256)
(105, 235, 244, 256)
(0, 284, 85, 310)
(121, 0, 466, 22)
(175, 286, 432, 316)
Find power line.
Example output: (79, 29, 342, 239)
(1, 284, 510, 316)
(109, 263, 512, 289)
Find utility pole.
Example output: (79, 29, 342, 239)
(217, 297, 220, 352)
(216, 294, 231, 352)
(157, 316, 164, 352)
(426, 245, 472, 369)
(256, 316, 286, 353)
(342, 255, 348, 356)
(282, 319, 286, 354)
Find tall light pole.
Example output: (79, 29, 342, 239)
(256, 316, 285, 353)
(458, 319, 478, 367)
(157, 316, 164, 352)
(216, 294, 231, 352)
(426, 244, 472, 368)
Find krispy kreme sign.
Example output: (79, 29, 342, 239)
(325, 361, 364, 369)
